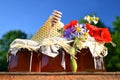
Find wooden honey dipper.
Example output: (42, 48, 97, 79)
(47, 10, 62, 37)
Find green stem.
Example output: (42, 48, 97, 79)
(72, 37, 79, 48)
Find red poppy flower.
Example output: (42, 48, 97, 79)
(86, 23, 112, 43)
(69, 20, 78, 27)
(63, 24, 70, 30)
(63, 20, 78, 30)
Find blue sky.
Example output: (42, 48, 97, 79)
(0, 0, 120, 38)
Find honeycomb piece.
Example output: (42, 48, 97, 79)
(31, 16, 63, 42)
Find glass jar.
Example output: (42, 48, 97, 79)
(8, 48, 41, 72)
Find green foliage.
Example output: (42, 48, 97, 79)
(95, 20, 107, 28)
(112, 16, 120, 32)
(0, 30, 27, 71)
(105, 16, 120, 71)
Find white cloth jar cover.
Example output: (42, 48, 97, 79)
(8, 39, 40, 72)
(8, 36, 108, 71)
(8, 37, 72, 70)
(79, 36, 108, 70)
(39, 37, 73, 70)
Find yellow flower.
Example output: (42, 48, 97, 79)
(83, 32, 88, 36)
(84, 15, 99, 24)
(84, 15, 91, 23)
(95, 17, 99, 21)
(76, 27, 81, 32)
(93, 16, 99, 24)
(90, 17, 93, 21)
(79, 36, 83, 40)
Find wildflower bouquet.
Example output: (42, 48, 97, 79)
(58, 15, 112, 72)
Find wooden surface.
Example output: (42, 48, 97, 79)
(0, 72, 120, 80)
